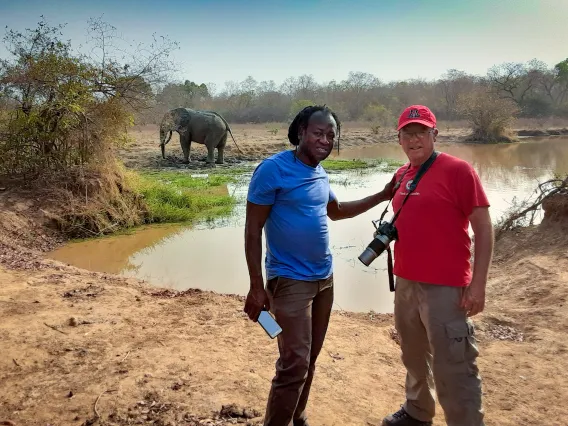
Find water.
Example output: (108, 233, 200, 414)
(47, 137, 568, 313)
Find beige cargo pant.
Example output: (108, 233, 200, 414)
(394, 277, 484, 426)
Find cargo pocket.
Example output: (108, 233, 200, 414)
(445, 319, 476, 364)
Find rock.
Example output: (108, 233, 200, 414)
(243, 408, 262, 419)
(68, 317, 78, 327)
(220, 404, 261, 419)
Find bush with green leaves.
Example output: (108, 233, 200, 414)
(0, 17, 178, 180)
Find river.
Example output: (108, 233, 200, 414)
(46, 137, 568, 313)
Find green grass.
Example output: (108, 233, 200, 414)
(321, 159, 371, 171)
(322, 157, 405, 172)
(127, 170, 238, 223)
(124, 157, 404, 225)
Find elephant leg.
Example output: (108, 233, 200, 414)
(204, 136, 216, 165)
(180, 133, 192, 164)
(216, 133, 228, 164)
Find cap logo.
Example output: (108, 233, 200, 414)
(408, 109, 420, 118)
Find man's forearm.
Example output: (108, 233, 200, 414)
(245, 227, 264, 289)
(470, 225, 494, 287)
(332, 191, 391, 220)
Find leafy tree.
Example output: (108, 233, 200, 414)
(554, 58, 568, 107)
(0, 16, 178, 178)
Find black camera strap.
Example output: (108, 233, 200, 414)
(380, 150, 440, 292)
(391, 150, 439, 224)
(376, 150, 440, 227)
(387, 247, 395, 292)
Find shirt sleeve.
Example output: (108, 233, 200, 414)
(455, 161, 490, 217)
(247, 159, 281, 205)
(329, 186, 337, 203)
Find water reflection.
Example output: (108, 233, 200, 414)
(48, 224, 189, 275)
(47, 138, 568, 313)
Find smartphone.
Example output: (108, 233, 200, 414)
(258, 310, 282, 339)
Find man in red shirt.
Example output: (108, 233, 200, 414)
(381, 105, 494, 426)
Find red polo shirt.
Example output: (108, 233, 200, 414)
(391, 152, 490, 287)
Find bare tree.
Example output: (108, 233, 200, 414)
(487, 61, 541, 112)
(341, 71, 381, 119)
(438, 69, 477, 119)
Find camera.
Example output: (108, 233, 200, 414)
(358, 220, 398, 267)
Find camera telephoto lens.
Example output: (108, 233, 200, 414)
(358, 234, 390, 266)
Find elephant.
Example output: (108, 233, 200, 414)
(159, 108, 243, 165)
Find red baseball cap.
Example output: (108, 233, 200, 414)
(397, 105, 437, 131)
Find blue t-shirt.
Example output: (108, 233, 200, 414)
(246, 150, 337, 281)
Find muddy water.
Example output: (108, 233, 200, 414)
(47, 137, 568, 313)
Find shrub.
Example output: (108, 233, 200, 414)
(0, 17, 179, 237)
(456, 88, 520, 143)
(289, 99, 317, 118)
(362, 104, 395, 127)
(0, 17, 176, 179)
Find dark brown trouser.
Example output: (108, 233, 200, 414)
(394, 277, 485, 426)
(263, 274, 334, 426)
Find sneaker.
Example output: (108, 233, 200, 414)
(382, 406, 432, 426)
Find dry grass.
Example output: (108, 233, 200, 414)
(38, 162, 149, 239)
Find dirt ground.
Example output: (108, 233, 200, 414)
(1, 220, 567, 426)
(1, 122, 568, 426)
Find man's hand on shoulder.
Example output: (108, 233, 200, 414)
(327, 174, 396, 221)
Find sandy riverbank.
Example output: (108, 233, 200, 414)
(1, 216, 567, 426)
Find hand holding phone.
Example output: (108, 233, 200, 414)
(244, 286, 270, 322)
(257, 310, 282, 339)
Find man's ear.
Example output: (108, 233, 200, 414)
(397, 131, 402, 146)
(433, 128, 439, 141)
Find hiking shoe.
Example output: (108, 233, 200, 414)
(382, 407, 432, 426)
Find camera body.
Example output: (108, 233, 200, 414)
(358, 220, 398, 267)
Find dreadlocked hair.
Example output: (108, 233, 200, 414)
(287, 104, 342, 153)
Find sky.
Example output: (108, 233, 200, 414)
(0, 0, 567, 93)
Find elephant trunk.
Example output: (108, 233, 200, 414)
(159, 124, 172, 159)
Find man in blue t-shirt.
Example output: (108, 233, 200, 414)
(244, 105, 395, 426)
